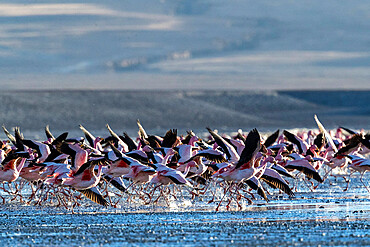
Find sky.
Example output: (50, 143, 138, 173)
(0, 1, 369, 90)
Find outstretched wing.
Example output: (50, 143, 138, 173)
(283, 130, 306, 154)
(137, 119, 148, 139)
(235, 128, 261, 169)
(184, 149, 227, 164)
(77, 187, 108, 207)
(264, 129, 280, 148)
(45, 125, 55, 141)
(122, 133, 138, 151)
(161, 129, 178, 148)
(2, 125, 16, 145)
(79, 124, 96, 147)
(314, 115, 338, 153)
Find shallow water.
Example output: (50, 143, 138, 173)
(0, 175, 369, 246)
(1, 202, 369, 246)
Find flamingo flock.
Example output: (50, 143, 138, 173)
(0, 115, 369, 212)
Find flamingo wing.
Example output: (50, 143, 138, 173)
(283, 130, 306, 154)
(244, 176, 269, 202)
(79, 124, 96, 147)
(263, 129, 280, 148)
(45, 125, 55, 141)
(161, 129, 178, 148)
(285, 160, 323, 183)
(77, 187, 108, 207)
(261, 168, 295, 197)
(235, 128, 261, 169)
(184, 149, 227, 164)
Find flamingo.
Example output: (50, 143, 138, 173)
(123, 163, 156, 184)
(261, 166, 295, 197)
(284, 155, 323, 183)
(59, 142, 88, 171)
(262, 129, 280, 150)
(22, 139, 51, 163)
(346, 154, 370, 192)
(207, 127, 240, 163)
(0, 151, 29, 182)
(211, 128, 264, 210)
(335, 134, 363, 157)
(283, 130, 309, 155)
(19, 162, 47, 182)
(106, 124, 129, 152)
(62, 158, 107, 190)
(104, 144, 146, 178)
(149, 162, 195, 205)
(79, 124, 104, 152)
(0, 151, 29, 202)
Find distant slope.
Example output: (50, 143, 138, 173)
(0, 90, 369, 139)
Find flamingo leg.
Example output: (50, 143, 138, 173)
(302, 178, 314, 192)
(134, 185, 150, 205)
(171, 184, 180, 200)
(360, 173, 370, 193)
(240, 187, 257, 200)
(152, 186, 163, 204)
(208, 189, 216, 204)
(216, 182, 233, 212)
(0, 184, 7, 204)
(56, 193, 69, 209)
(231, 186, 251, 210)
(163, 187, 171, 206)
(198, 181, 210, 195)
(322, 167, 334, 182)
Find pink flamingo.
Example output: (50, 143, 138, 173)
(283, 130, 309, 155)
(62, 158, 107, 190)
(284, 154, 323, 183)
(123, 163, 156, 184)
(0, 152, 29, 182)
(347, 154, 370, 192)
(211, 128, 263, 210)
(0, 151, 29, 202)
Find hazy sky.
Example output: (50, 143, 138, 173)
(0, 1, 369, 90)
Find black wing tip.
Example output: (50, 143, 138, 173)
(286, 165, 323, 183)
(283, 129, 295, 135)
(257, 188, 270, 202)
(78, 189, 109, 207)
(103, 176, 128, 193)
(206, 127, 213, 133)
(246, 128, 260, 140)
(52, 132, 69, 144)
(262, 175, 295, 197)
(266, 129, 280, 139)
(316, 175, 324, 183)
(339, 126, 357, 135)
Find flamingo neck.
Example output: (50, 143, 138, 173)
(162, 152, 173, 165)
(96, 164, 103, 178)
(189, 136, 198, 146)
(182, 163, 192, 176)
(16, 158, 27, 173)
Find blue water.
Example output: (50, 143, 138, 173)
(0, 190, 369, 246)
